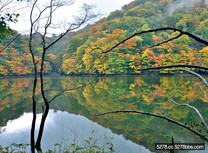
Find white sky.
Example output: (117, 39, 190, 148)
(4, 0, 134, 35)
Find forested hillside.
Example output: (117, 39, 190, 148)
(1, 0, 208, 75)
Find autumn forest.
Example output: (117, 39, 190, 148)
(1, 0, 208, 76)
(1, 0, 208, 152)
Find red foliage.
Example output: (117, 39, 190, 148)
(154, 36, 163, 42)
(1, 97, 9, 105)
(0, 50, 8, 57)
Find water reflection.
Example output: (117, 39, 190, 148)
(0, 76, 208, 152)
(0, 110, 152, 153)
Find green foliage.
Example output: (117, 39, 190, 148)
(0, 20, 12, 42)
(2, 0, 208, 76)
(0, 1, 20, 42)
(163, 134, 174, 138)
(107, 10, 123, 20)
(0, 143, 29, 153)
(60, 0, 208, 75)
(1, 76, 208, 151)
(67, 36, 83, 54)
(0, 132, 115, 153)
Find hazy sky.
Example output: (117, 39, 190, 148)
(6, 0, 134, 34)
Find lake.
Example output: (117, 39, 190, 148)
(0, 75, 208, 152)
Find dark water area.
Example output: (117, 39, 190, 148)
(0, 76, 208, 152)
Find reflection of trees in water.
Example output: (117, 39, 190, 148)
(0, 76, 208, 151)
(0, 110, 152, 153)
(61, 76, 208, 151)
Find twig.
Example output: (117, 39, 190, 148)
(99, 27, 208, 54)
(148, 33, 183, 48)
(95, 110, 208, 141)
(169, 98, 208, 132)
(89, 47, 104, 53)
(199, 85, 208, 101)
(0, 34, 21, 53)
(148, 68, 208, 103)
(159, 68, 208, 87)
(137, 65, 208, 72)
(48, 81, 90, 103)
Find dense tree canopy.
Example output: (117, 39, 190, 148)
(61, 0, 208, 75)
(1, 0, 208, 75)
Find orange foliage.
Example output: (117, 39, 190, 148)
(23, 91, 30, 95)
(0, 50, 8, 57)
(188, 90, 195, 99)
(90, 26, 102, 37)
(0, 107, 5, 111)
(112, 114, 126, 122)
(121, 53, 134, 59)
(123, 94, 134, 99)
(154, 36, 164, 42)
(11, 48, 17, 56)
(149, 92, 155, 101)
(3, 69, 8, 75)
(148, 50, 154, 57)
(154, 110, 162, 114)
(107, 29, 125, 43)
(124, 37, 137, 50)
(129, 1, 135, 8)
(152, 84, 164, 96)
(35, 87, 41, 95)
(3, 79, 9, 86)
(161, 101, 174, 110)
(12, 97, 18, 106)
(135, 77, 141, 86)
(126, 102, 137, 110)
(1, 97, 9, 105)
(24, 80, 30, 87)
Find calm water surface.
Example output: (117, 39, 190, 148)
(0, 75, 208, 152)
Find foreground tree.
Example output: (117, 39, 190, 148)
(28, 3, 208, 150)
(27, 0, 96, 152)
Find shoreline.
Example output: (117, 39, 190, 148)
(0, 72, 205, 79)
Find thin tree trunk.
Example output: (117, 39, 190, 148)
(35, 106, 49, 152)
(30, 73, 37, 153)
(35, 47, 50, 152)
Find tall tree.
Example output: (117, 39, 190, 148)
(28, 0, 96, 152)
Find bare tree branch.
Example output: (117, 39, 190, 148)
(145, 68, 208, 103)
(169, 98, 208, 132)
(95, 110, 208, 141)
(147, 33, 183, 48)
(45, 4, 96, 50)
(89, 47, 105, 53)
(97, 27, 208, 54)
(0, 0, 28, 13)
(0, 0, 13, 13)
(154, 68, 208, 87)
(28, 1, 97, 152)
(48, 82, 88, 103)
(199, 85, 208, 101)
(0, 33, 20, 53)
(137, 65, 208, 72)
